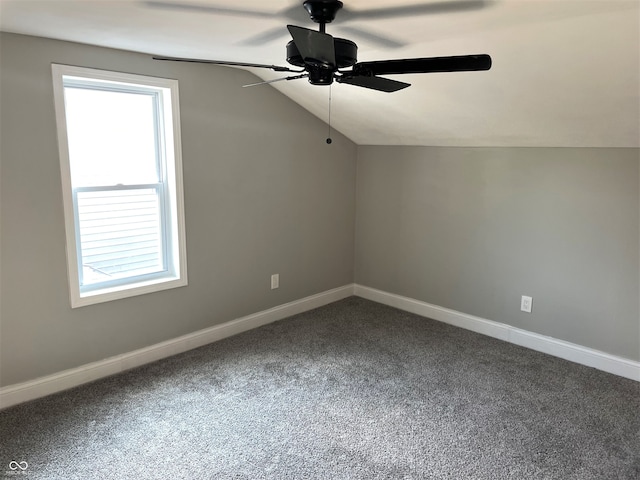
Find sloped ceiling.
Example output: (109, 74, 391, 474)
(1, 0, 638, 147)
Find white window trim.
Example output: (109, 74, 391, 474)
(52, 64, 188, 308)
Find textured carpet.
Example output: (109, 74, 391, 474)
(1, 297, 638, 479)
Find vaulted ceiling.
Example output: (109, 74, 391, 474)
(1, 0, 638, 147)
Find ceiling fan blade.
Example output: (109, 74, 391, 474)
(242, 74, 308, 88)
(340, 0, 492, 20)
(240, 27, 287, 46)
(152, 56, 303, 73)
(143, 1, 277, 18)
(144, 0, 311, 23)
(337, 25, 405, 49)
(287, 25, 336, 68)
(353, 55, 492, 76)
(336, 75, 410, 93)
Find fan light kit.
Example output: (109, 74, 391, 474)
(153, 0, 492, 93)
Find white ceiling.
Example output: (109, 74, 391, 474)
(1, 0, 638, 147)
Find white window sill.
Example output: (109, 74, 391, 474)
(72, 275, 188, 308)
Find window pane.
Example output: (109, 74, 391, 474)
(77, 188, 165, 286)
(64, 87, 159, 187)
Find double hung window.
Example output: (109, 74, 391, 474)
(52, 65, 187, 307)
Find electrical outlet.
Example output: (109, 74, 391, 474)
(521, 295, 533, 313)
(271, 274, 279, 290)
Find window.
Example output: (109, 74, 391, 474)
(52, 65, 187, 307)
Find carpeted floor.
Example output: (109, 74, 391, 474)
(1, 297, 638, 479)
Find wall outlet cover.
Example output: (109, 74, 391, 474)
(521, 295, 533, 313)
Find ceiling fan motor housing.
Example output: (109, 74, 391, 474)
(303, 0, 343, 24)
(286, 38, 357, 69)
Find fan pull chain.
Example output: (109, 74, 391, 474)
(326, 85, 333, 144)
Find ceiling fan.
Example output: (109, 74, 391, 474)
(153, 0, 492, 93)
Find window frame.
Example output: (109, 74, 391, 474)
(52, 64, 188, 308)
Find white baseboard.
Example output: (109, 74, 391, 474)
(0, 284, 355, 410)
(3, 283, 637, 409)
(354, 284, 640, 382)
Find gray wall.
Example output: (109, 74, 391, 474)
(2, 33, 638, 389)
(355, 146, 639, 360)
(0, 33, 357, 386)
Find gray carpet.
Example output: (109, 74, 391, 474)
(1, 297, 638, 479)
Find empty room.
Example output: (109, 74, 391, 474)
(0, 1, 638, 479)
